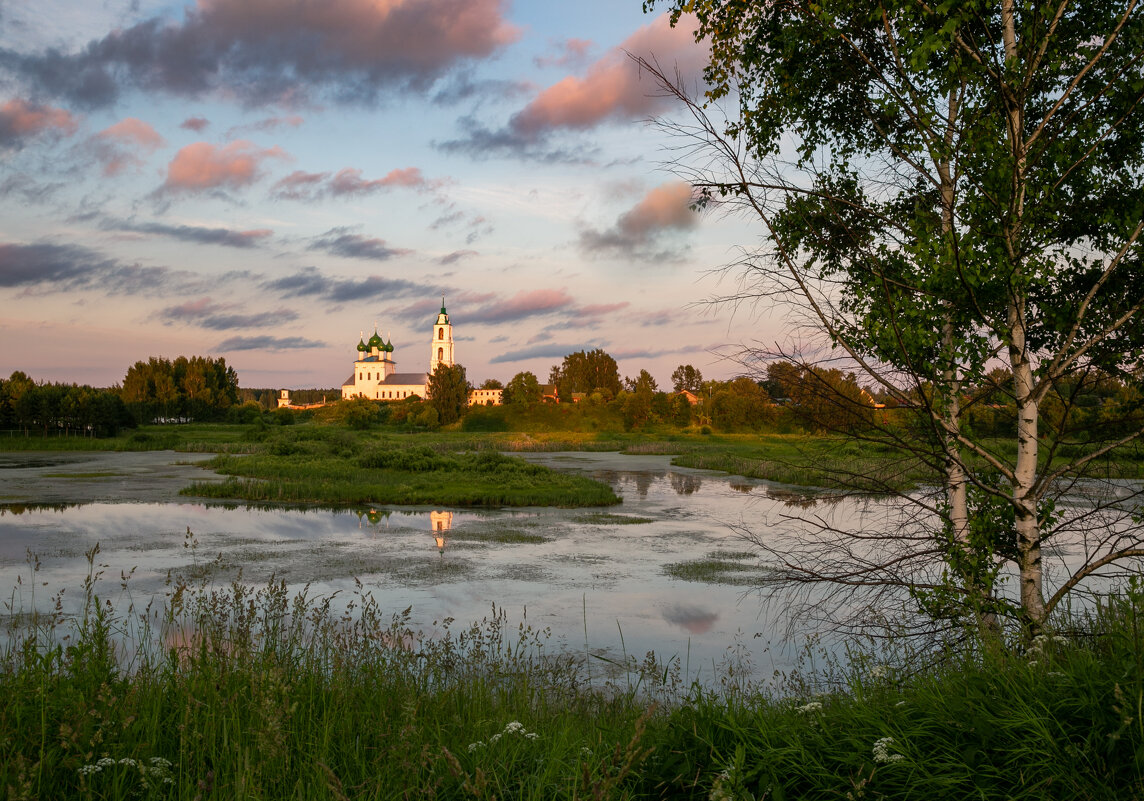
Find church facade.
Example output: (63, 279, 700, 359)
(341, 302, 455, 401)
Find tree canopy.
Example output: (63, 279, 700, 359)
(550, 349, 623, 400)
(426, 363, 471, 426)
(645, 0, 1144, 637)
(120, 356, 239, 423)
(503, 371, 543, 405)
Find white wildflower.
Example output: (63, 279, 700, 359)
(78, 764, 102, 777)
(895, 701, 907, 707)
(872, 736, 905, 764)
(149, 757, 172, 768)
(524, 732, 539, 740)
(580, 747, 593, 757)
(870, 664, 891, 680)
(503, 721, 525, 734)
(795, 701, 822, 714)
(467, 741, 486, 753)
(118, 758, 137, 767)
(490, 733, 502, 744)
(97, 758, 115, 768)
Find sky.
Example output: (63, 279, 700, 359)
(0, 0, 779, 390)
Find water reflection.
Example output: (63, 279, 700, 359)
(1, 502, 79, 515)
(670, 472, 703, 496)
(430, 510, 453, 552)
(587, 468, 709, 498)
(663, 603, 719, 634)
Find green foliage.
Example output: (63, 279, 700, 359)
(550, 348, 622, 400)
(426, 362, 470, 425)
(644, 0, 1144, 633)
(503, 370, 543, 405)
(671, 364, 703, 393)
(120, 355, 239, 423)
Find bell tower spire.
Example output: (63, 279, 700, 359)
(430, 297, 454, 373)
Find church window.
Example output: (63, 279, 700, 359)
(438, 328, 443, 340)
(438, 347, 443, 361)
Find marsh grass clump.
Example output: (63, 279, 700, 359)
(182, 439, 621, 508)
(571, 513, 656, 525)
(663, 558, 763, 586)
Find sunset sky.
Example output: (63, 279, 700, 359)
(0, 0, 778, 390)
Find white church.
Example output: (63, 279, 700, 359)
(341, 301, 459, 401)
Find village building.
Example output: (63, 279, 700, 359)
(468, 388, 503, 406)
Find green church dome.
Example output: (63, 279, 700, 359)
(367, 331, 383, 349)
(356, 338, 367, 352)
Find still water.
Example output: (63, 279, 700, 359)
(0, 450, 898, 679)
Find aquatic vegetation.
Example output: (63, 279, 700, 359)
(571, 513, 656, 525)
(663, 558, 765, 586)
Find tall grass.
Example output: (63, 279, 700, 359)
(3, 547, 1143, 799)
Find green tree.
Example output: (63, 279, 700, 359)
(670, 364, 703, 393)
(551, 349, 622, 400)
(625, 369, 659, 394)
(645, 0, 1144, 637)
(670, 393, 692, 427)
(479, 378, 504, 390)
(426, 363, 470, 425)
(503, 371, 542, 405)
(710, 377, 774, 431)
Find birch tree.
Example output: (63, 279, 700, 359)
(643, 0, 1144, 636)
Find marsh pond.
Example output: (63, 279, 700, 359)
(1, 449, 900, 680)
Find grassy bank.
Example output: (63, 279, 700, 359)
(6, 419, 1144, 497)
(2, 563, 1141, 799)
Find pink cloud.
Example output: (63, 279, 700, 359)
(580, 181, 699, 260)
(180, 116, 210, 132)
(91, 118, 165, 176)
(9, 0, 521, 110)
(330, 166, 427, 195)
(0, 99, 78, 148)
(466, 288, 575, 324)
(512, 14, 703, 135)
(163, 140, 288, 193)
(617, 181, 697, 236)
(271, 166, 431, 200)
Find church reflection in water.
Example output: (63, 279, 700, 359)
(354, 507, 453, 552)
(430, 510, 453, 553)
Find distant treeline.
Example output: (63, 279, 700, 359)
(0, 372, 133, 437)
(1, 355, 243, 437)
(121, 356, 240, 423)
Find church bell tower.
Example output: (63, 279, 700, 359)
(430, 298, 454, 373)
